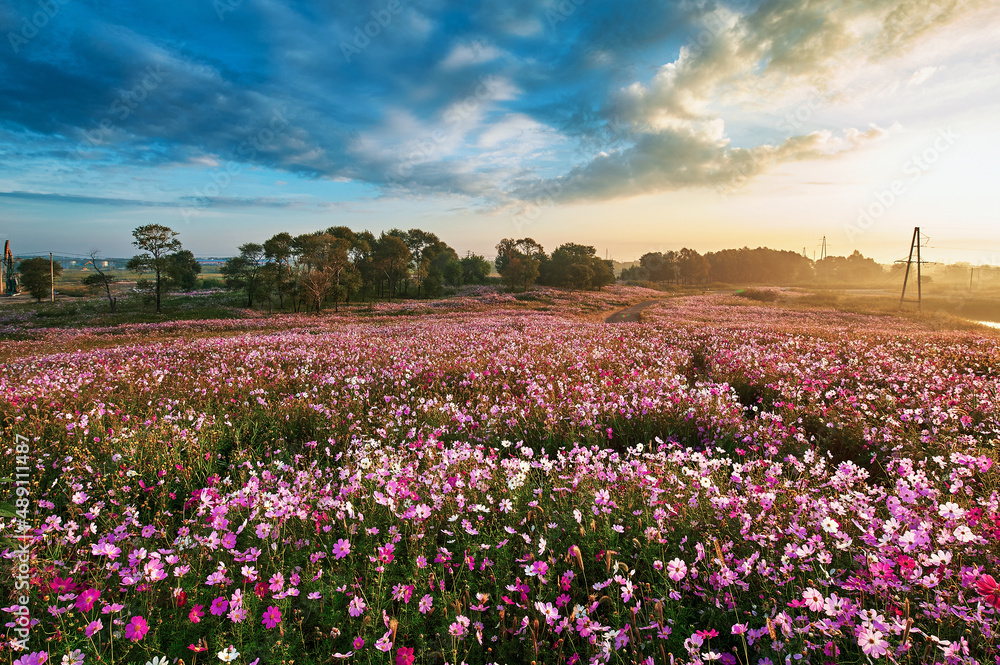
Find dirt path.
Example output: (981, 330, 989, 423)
(605, 299, 663, 323)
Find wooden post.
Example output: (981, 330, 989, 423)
(51, 252, 55, 302)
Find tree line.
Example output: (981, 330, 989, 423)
(14, 224, 892, 312)
(493, 238, 615, 291)
(620, 246, 886, 285)
(109, 224, 494, 313)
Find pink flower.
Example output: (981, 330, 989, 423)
(262, 605, 282, 629)
(50, 576, 76, 593)
(418, 594, 433, 614)
(85, 619, 103, 637)
(802, 587, 824, 612)
(210, 596, 229, 616)
(976, 574, 1000, 608)
(189, 604, 205, 623)
(375, 630, 393, 651)
(75, 587, 100, 612)
(353, 636, 364, 649)
(332, 538, 351, 559)
(13, 652, 47, 665)
(348, 595, 367, 617)
(396, 646, 415, 665)
(858, 625, 889, 657)
(527, 561, 548, 578)
(124, 615, 148, 641)
(666, 558, 687, 582)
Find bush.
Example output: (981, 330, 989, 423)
(734, 287, 779, 303)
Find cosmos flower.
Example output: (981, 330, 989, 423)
(261, 606, 281, 629)
(124, 615, 149, 642)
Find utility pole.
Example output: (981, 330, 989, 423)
(820, 236, 827, 261)
(897, 227, 927, 313)
(970, 267, 975, 291)
(50, 252, 54, 302)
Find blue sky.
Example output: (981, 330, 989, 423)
(1, 0, 999, 263)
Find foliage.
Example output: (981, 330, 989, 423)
(165, 250, 203, 292)
(127, 225, 183, 313)
(16, 257, 62, 302)
(221, 244, 268, 308)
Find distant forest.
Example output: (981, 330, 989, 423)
(619, 247, 885, 285)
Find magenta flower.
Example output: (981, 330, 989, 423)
(50, 576, 76, 593)
(262, 605, 282, 629)
(210, 596, 229, 616)
(396, 646, 415, 665)
(75, 587, 100, 612)
(528, 561, 548, 578)
(85, 619, 103, 637)
(332, 538, 351, 559)
(977, 574, 1000, 608)
(13, 652, 47, 665)
(353, 636, 364, 649)
(124, 615, 148, 641)
(189, 604, 205, 623)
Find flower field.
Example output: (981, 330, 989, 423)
(1, 288, 999, 665)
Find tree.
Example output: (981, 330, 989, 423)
(263, 232, 296, 309)
(460, 252, 491, 284)
(220, 243, 267, 308)
(374, 234, 411, 299)
(127, 224, 182, 313)
(81, 250, 119, 312)
(17, 257, 61, 302)
(166, 250, 202, 292)
(545, 243, 615, 290)
(495, 238, 544, 291)
(677, 248, 710, 285)
(500, 255, 539, 292)
(298, 233, 352, 311)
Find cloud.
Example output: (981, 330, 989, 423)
(907, 66, 941, 86)
(511, 123, 889, 205)
(0, 0, 993, 211)
(508, 0, 987, 207)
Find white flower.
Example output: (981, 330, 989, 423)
(954, 525, 976, 543)
(218, 645, 240, 662)
(937, 501, 965, 520)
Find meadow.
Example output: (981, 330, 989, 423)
(1, 286, 998, 665)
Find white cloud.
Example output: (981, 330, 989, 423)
(440, 42, 504, 70)
(907, 66, 941, 86)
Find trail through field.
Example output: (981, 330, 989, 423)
(605, 299, 663, 322)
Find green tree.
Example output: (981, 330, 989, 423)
(298, 233, 352, 311)
(263, 232, 296, 309)
(220, 243, 267, 308)
(374, 234, 411, 299)
(17, 257, 61, 302)
(166, 250, 202, 291)
(545, 243, 614, 290)
(126, 224, 182, 313)
(460, 253, 492, 284)
(495, 238, 544, 291)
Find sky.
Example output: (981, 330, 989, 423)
(1, 0, 998, 264)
